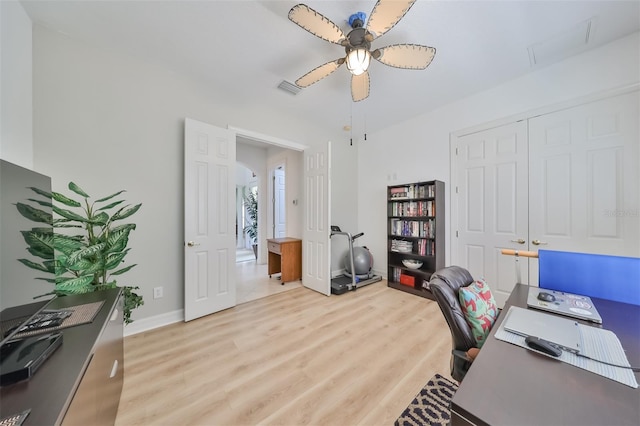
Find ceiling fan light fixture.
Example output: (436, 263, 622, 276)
(346, 48, 371, 76)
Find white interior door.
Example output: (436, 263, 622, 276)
(454, 121, 529, 306)
(274, 167, 286, 238)
(302, 142, 331, 296)
(528, 90, 640, 284)
(184, 118, 236, 321)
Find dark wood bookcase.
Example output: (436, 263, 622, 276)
(387, 180, 445, 300)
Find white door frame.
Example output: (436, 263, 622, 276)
(229, 126, 308, 151)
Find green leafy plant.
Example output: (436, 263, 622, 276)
(243, 188, 258, 243)
(17, 182, 144, 324)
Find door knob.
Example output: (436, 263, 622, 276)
(531, 239, 547, 246)
(186, 241, 200, 247)
(510, 239, 526, 244)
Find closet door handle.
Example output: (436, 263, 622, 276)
(531, 239, 547, 246)
(510, 239, 526, 244)
(186, 241, 200, 247)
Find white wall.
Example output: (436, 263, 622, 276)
(0, 0, 32, 167)
(329, 139, 359, 274)
(359, 32, 640, 276)
(31, 25, 347, 323)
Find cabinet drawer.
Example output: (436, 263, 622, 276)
(268, 241, 281, 254)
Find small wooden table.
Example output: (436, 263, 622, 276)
(267, 238, 302, 284)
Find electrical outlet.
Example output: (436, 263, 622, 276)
(153, 286, 163, 299)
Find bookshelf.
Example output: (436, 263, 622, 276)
(387, 180, 445, 300)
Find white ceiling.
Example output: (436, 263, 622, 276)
(21, 0, 640, 136)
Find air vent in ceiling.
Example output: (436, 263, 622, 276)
(528, 17, 595, 67)
(277, 80, 302, 95)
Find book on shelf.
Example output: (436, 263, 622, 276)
(390, 239, 413, 253)
(389, 184, 435, 200)
(389, 219, 436, 238)
(389, 200, 435, 217)
(417, 238, 436, 256)
(389, 187, 408, 199)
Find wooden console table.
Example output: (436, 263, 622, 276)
(267, 238, 302, 284)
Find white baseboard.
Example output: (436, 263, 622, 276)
(124, 309, 184, 336)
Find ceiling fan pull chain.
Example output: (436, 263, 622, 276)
(364, 113, 367, 141)
(350, 102, 354, 146)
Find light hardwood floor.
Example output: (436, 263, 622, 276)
(235, 259, 302, 305)
(115, 281, 452, 426)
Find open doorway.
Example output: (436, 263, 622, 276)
(184, 120, 327, 319)
(237, 186, 258, 262)
(235, 143, 302, 305)
(235, 164, 258, 262)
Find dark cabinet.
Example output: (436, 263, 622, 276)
(387, 180, 444, 300)
(1, 289, 124, 425)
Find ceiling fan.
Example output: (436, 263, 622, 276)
(288, 0, 436, 102)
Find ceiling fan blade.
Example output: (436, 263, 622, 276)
(366, 0, 417, 40)
(351, 72, 370, 102)
(289, 4, 347, 45)
(295, 59, 344, 88)
(372, 44, 436, 69)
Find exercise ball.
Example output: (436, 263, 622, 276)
(344, 246, 374, 276)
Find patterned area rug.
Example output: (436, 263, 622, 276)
(395, 373, 459, 426)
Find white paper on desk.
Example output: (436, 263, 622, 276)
(495, 323, 638, 388)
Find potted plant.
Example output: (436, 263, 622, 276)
(16, 182, 144, 324)
(243, 188, 258, 259)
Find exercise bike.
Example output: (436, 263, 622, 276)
(330, 225, 382, 295)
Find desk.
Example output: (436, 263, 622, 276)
(451, 284, 640, 426)
(267, 238, 302, 283)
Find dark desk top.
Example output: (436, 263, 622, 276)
(451, 284, 640, 426)
(0, 289, 121, 425)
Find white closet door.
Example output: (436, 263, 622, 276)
(454, 121, 529, 306)
(529, 90, 640, 284)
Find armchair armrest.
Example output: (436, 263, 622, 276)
(452, 349, 473, 362)
(453, 347, 480, 362)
